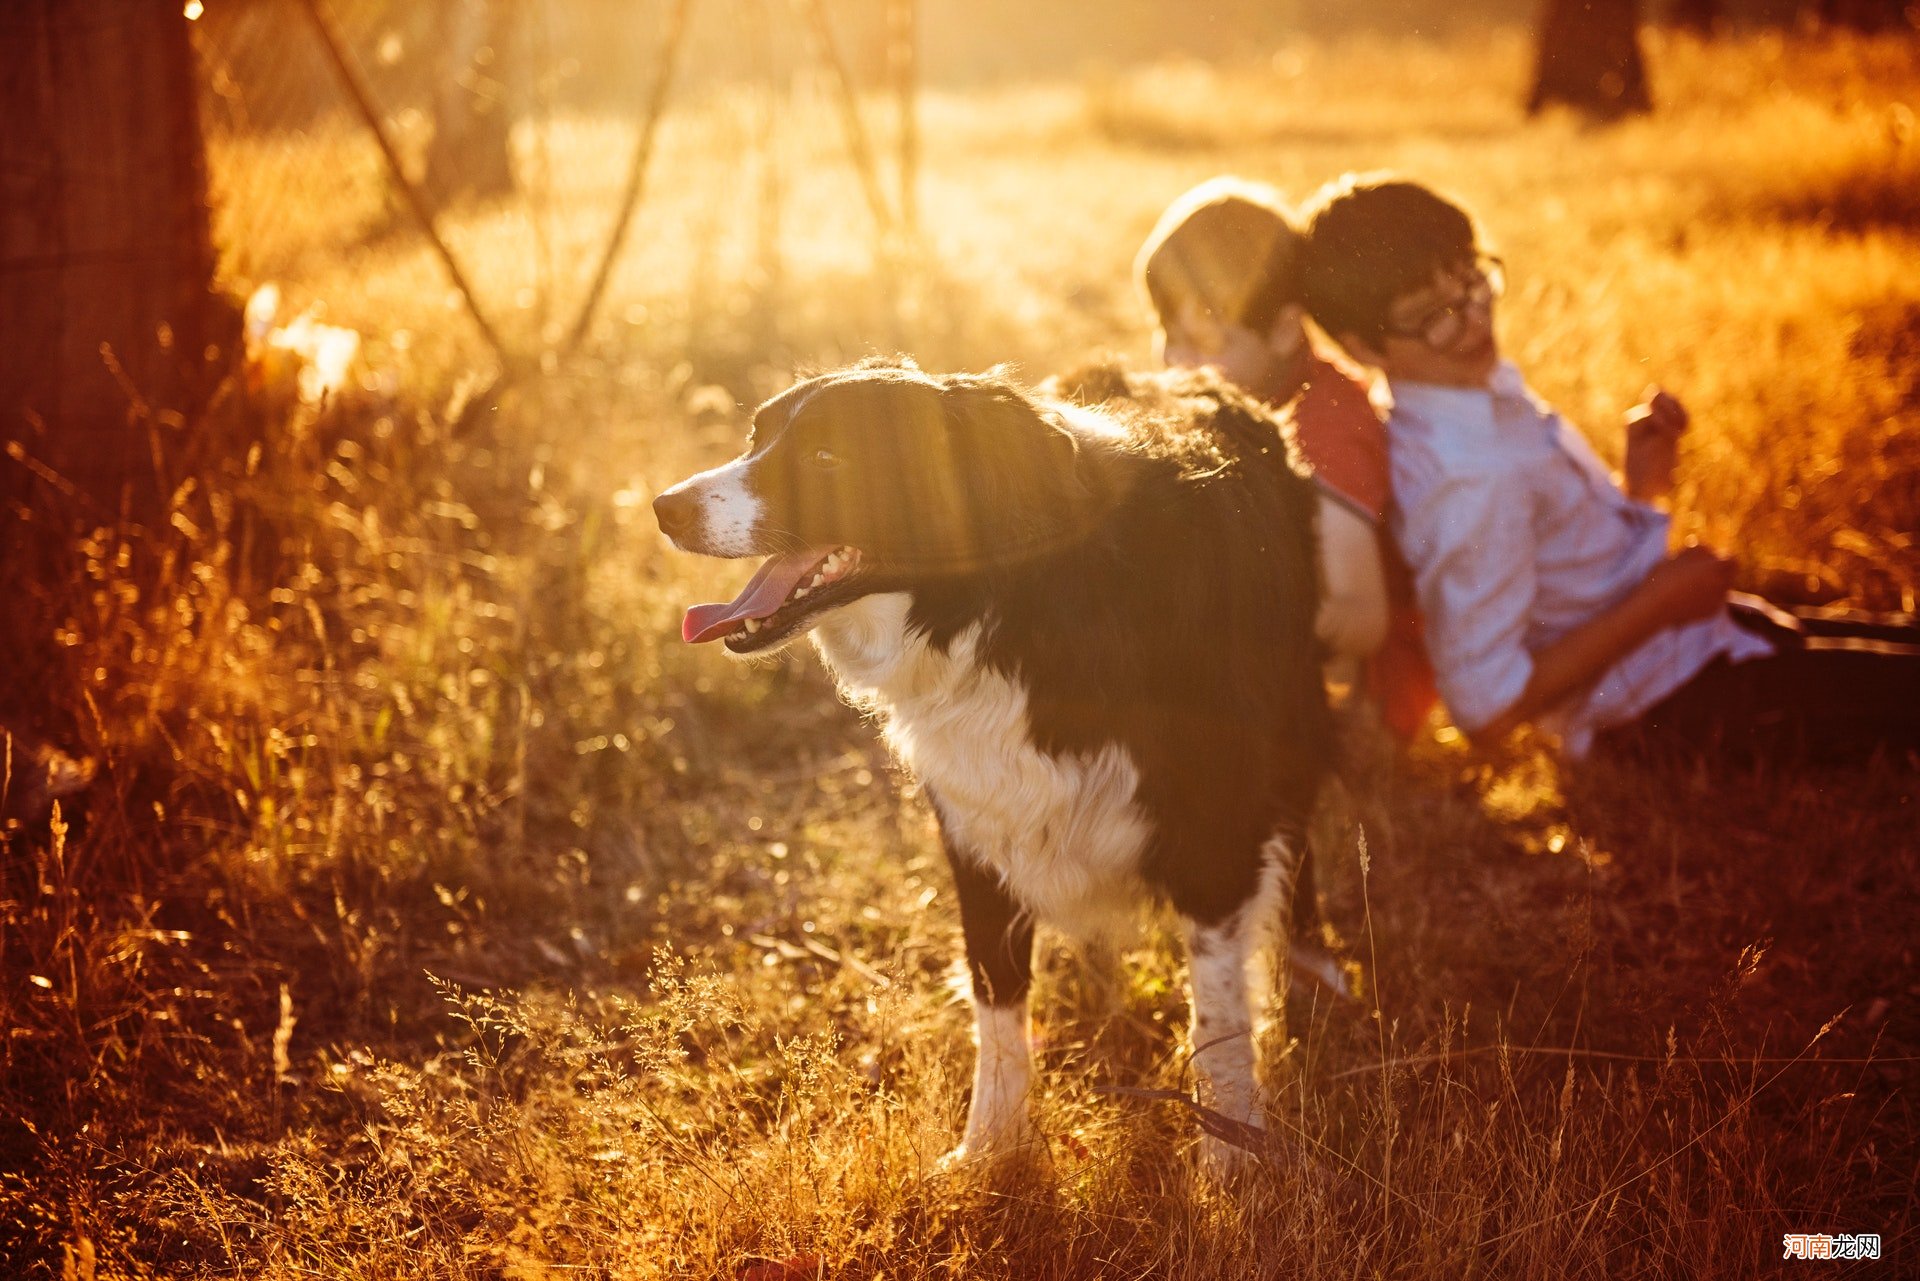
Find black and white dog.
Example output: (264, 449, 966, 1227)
(654, 360, 1330, 1172)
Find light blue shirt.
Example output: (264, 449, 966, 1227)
(1388, 362, 1773, 757)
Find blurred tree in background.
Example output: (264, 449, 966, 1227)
(1670, 0, 1722, 31)
(1528, 0, 1653, 117)
(0, 1, 223, 748)
(1, 1, 224, 520)
(1813, 0, 1919, 27)
(422, 0, 519, 209)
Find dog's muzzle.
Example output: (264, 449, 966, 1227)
(652, 486, 702, 547)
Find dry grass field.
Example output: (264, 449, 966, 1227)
(4, 23, 1918, 1279)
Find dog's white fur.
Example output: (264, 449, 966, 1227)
(962, 1002, 1036, 1158)
(1185, 837, 1295, 1173)
(668, 459, 763, 557)
(816, 596, 1152, 942)
(815, 590, 1288, 1172)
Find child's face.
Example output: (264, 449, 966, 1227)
(1370, 257, 1501, 387)
(1157, 299, 1308, 402)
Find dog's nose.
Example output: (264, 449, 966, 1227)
(653, 487, 699, 543)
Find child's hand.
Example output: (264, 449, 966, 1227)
(1648, 545, 1737, 623)
(1624, 387, 1689, 502)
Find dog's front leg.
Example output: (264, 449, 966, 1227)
(938, 822, 1038, 1168)
(1184, 912, 1262, 1176)
(1180, 840, 1295, 1178)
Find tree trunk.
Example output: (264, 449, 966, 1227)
(1669, 0, 1720, 34)
(0, 0, 222, 520)
(1812, 0, 1918, 29)
(423, 0, 517, 210)
(1, 1, 225, 740)
(1527, 0, 1654, 119)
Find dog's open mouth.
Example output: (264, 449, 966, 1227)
(682, 545, 866, 652)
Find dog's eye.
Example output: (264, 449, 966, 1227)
(810, 448, 841, 470)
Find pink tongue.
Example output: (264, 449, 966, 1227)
(682, 548, 831, 643)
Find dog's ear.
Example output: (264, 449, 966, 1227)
(849, 352, 920, 373)
(936, 373, 1107, 546)
(932, 369, 1028, 436)
(1036, 408, 1092, 494)
(933, 369, 1067, 478)
(934, 370, 1067, 470)
(747, 378, 812, 449)
(1041, 359, 1132, 407)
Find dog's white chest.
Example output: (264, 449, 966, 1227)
(813, 595, 1151, 938)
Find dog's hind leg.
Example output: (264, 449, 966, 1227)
(1180, 836, 1297, 1177)
(939, 828, 1038, 1169)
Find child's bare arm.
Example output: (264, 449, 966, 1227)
(1474, 545, 1735, 742)
(1623, 388, 1689, 503)
(1313, 496, 1390, 658)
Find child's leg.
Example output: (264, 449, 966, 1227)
(1608, 641, 1920, 766)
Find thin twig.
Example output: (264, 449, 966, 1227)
(1358, 827, 1394, 1223)
(1476, 1018, 1846, 1249)
(887, 0, 918, 236)
(294, 0, 511, 366)
(1323, 1042, 1917, 1080)
(559, 0, 697, 357)
(792, 0, 897, 239)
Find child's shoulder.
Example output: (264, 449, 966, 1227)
(1385, 400, 1533, 489)
(1294, 350, 1379, 429)
(1291, 350, 1389, 519)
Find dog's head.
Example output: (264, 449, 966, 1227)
(654, 362, 1103, 655)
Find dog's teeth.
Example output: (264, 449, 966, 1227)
(810, 573, 825, 587)
(743, 618, 760, 634)
(794, 586, 810, 599)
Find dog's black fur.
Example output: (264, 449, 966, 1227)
(655, 359, 1330, 1164)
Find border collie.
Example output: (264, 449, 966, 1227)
(653, 360, 1330, 1173)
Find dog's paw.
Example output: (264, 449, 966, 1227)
(1197, 1133, 1253, 1185)
(933, 1143, 998, 1177)
(935, 1126, 1045, 1179)
(1194, 1114, 1270, 1187)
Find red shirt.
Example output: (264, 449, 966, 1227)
(1288, 351, 1438, 741)
(1293, 353, 1390, 520)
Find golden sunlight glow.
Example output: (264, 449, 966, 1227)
(11, 11, 1916, 1273)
